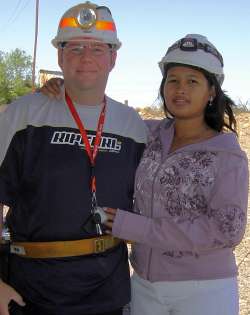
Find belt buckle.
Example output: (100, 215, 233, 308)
(10, 245, 26, 256)
(94, 238, 106, 254)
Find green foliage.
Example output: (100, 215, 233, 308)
(0, 49, 32, 105)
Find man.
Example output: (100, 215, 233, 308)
(0, 2, 147, 315)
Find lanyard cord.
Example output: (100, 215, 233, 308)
(65, 91, 106, 194)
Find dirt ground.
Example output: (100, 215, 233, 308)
(235, 113, 250, 315)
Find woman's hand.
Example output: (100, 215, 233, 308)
(103, 208, 118, 233)
(38, 77, 64, 99)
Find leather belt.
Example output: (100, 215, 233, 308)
(10, 236, 121, 259)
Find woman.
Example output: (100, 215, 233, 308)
(40, 34, 249, 315)
(104, 34, 249, 315)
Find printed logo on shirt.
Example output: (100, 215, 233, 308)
(51, 131, 122, 153)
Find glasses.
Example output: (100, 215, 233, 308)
(167, 38, 224, 67)
(61, 42, 112, 57)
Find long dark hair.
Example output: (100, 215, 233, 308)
(159, 63, 237, 134)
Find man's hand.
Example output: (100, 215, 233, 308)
(0, 280, 25, 315)
(38, 77, 64, 100)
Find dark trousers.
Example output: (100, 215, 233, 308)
(84, 310, 123, 315)
(85, 311, 123, 315)
(9, 301, 123, 315)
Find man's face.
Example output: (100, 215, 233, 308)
(58, 40, 117, 93)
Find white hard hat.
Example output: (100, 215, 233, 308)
(52, 2, 121, 50)
(159, 34, 224, 85)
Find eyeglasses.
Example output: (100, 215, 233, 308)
(61, 42, 113, 57)
(167, 38, 224, 67)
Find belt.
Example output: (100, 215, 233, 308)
(10, 236, 121, 259)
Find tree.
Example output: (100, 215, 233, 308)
(0, 49, 32, 105)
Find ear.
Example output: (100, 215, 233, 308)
(57, 48, 63, 70)
(109, 50, 117, 72)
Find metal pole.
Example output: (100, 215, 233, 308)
(32, 0, 39, 92)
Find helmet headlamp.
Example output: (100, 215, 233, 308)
(76, 3, 97, 29)
(167, 37, 224, 67)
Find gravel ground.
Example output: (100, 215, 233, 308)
(237, 215, 250, 315)
(236, 113, 250, 315)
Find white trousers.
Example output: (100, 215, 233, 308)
(130, 272, 239, 315)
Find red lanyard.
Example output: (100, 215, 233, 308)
(65, 91, 106, 194)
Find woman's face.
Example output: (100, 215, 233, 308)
(164, 66, 215, 120)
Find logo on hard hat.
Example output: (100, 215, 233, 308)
(76, 3, 97, 29)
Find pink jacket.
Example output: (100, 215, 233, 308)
(112, 119, 249, 282)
